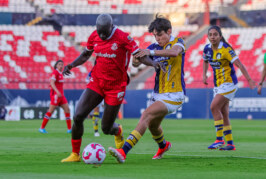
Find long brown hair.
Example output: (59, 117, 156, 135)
(208, 25, 234, 51)
(53, 59, 64, 69)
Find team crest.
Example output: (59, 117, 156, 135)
(127, 35, 133, 41)
(111, 43, 118, 51)
(165, 44, 172, 49)
(216, 53, 221, 59)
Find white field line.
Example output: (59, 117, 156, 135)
(131, 152, 266, 160)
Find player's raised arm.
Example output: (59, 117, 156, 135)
(63, 50, 93, 76)
(133, 52, 166, 73)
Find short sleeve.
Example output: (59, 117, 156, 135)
(225, 47, 238, 63)
(86, 31, 96, 51)
(173, 38, 186, 51)
(264, 53, 266, 64)
(51, 70, 57, 81)
(202, 45, 208, 61)
(123, 34, 139, 55)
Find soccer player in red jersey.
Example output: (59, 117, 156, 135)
(61, 14, 143, 162)
(39, 60, 72, 134)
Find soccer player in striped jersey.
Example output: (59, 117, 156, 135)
(39, 60, 72, 134)
(108, 15, 186, 163)
(257, 53, 266, 94)
(203, 26, 256, 150)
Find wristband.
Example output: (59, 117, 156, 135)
(259, 82, 263, 86)
(150, 50, 155, 56)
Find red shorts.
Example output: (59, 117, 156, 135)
(50, 95, 68, 106)
(87, 77, 126, 106)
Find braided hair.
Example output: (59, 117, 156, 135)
(208, 25, 234, 51)
(54, 59, 64, 69)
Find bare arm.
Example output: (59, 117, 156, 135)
(63, 49, 93, 75)
(138, 56, 166, 72)
(233, 59, 256, 89)
(134, 45, 183, 58)
(257, 63, 266, 94)
(50, 79, 62, 97)
(203, 61, 209, 85)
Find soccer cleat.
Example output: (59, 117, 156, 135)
(219, 144, 236, 151)
(152, 141, 172, 159)
(114, 125, 125, 149)
(39, 128, 48, 134)
(208, 140, 225, 149)
(94, 132, 100, 137)
(67, 129, 72, 133)
(108, 147, 126, 163)
(61, 152, 81, 162)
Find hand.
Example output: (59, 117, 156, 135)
(57, 92, 62, 98)
(63, 64, 73, 76)
(152, 61, 166, 73)
(132, 58, 141, 67)
(203, 75, 208, 85)
(248, 79, 256, 90)
(257, 85, 262, 95)
(134, 49, 150, 58)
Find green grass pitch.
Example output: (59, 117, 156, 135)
(0, 119, 266, 179)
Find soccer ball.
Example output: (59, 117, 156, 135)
(82, 143, 106, 164)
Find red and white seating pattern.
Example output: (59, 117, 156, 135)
(143, 27, 266, 89)
(240, 0, 266, 11)
(0, 25, 92, 89)
(1, 0, 237, 13)
(0, 0, 35, 12)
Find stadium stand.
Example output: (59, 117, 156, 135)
(0, 0, 238, 14)
(0, 24, 198, 89)
(240, 0, 266, 11)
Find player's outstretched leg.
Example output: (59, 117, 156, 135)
(109, 129, 142, 163)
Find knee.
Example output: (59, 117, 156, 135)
(210, 104, 218, 113)
(73, 113, 85, 126)
(140, 111, 153, 127)
(101, 125, 110, 135)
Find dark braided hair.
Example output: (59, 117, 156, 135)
(208, 25, 234, 51)
(54, 59, 64, 69)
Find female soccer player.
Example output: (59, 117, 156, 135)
(108, 15, 186, 163)
(202, 25, 256, 150)
(39, 60, 72, 134)
(257, 53, 266, 94)
(61, 14, 156, 163)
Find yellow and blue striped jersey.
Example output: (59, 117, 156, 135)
(203, 41, 238, 87)
(147, 36, 186, 94)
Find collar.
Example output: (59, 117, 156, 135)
(106, 26, 117, 40)
(209, 41, 223, 49)
(56, 69, 62, 74)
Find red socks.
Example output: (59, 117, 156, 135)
(72, 139, 82, 154)
(41, 112, 51, 129)
(65, 113, 71, 130)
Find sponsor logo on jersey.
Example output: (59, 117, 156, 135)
(95, 52, 117, 58)
(111, 43, 118, 51)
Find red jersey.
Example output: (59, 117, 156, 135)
(50, 69, 64, 95)
(86, 26, 139, 88)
